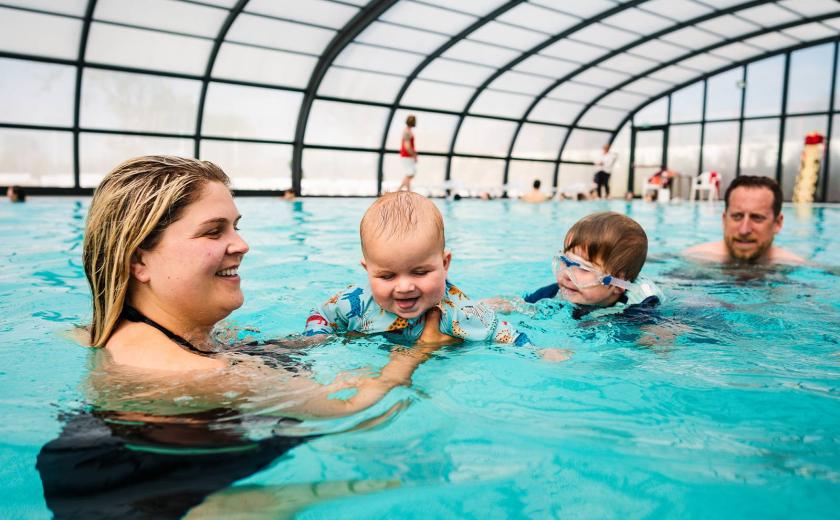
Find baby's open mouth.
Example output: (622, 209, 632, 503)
(395, 297, 419, 310)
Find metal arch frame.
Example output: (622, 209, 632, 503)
(504, 0, 777, 188)
(557, 12, 840, 185)
(444, 0, 649, 185)
(609, 35, 840, 198)
(71, 0, 97, 191)
(193, 0, 249, 159)
(290, 0, 398, 196)
(374, 0, 526, 196)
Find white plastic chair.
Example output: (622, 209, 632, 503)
(689, 171, 719, 201)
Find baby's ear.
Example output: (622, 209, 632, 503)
(360, 258, 368, 271)
(442, 250, 452, 270)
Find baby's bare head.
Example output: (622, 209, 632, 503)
(360, 191, 444, 257)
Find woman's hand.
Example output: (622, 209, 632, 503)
(416, 307, 459, 346)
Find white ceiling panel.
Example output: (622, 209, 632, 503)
(542, 39, 609, 63)
(779, 0, 840, 17)
(783, 22, 838, 41)
(469, 21, 548, 50)
(744, 31, 800, 51)
(572, 23, 638, 48)
(640, 0, 713, 22)
(514, 54, 579, 78)
(736, 4, 801, 27)
(444, 39, 520, 67)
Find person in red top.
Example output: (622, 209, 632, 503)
(398, 115, 418, 191)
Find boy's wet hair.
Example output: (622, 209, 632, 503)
(360, 191, 444, 256)
(564, 211, 647, 281)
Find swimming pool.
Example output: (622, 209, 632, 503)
(2, 197, 839, 518)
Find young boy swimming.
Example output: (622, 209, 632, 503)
(522, 212, 663, 317)
(303, 191, 530, 345)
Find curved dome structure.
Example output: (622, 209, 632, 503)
(1, 0, 839, 199)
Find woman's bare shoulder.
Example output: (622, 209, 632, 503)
(105, 321, 227, 372)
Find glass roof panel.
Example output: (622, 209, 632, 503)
(670, 82, 704, 122)
(304, 100, 388, 148)
(530, 0, 614, 18)
(599, 90, 648, 110)
(401, 79, 475, 112)
(602, 8, 673, 35)
(470, 89, 533, 119)
(571, 23, 637, 48)
(450, 157, 505, 190)
(213, 43, 316, 89)
(468, 21, 548, 51)
(711, 42, 764, 61)
(705, 67, 742, 120)
(779, 0, 840, 17)
(529, 98, 583, 125)
(0, 7, 81, 60)
(497, 2, 578, 34)
(443, 39, 520, 67)
(421, 0, 507, 16)
(302, 149, 377, 196)
(514, 55, 578, 78)
(380, 1, 476, 35)
(355, 22, 449, 54)
(573, 67, 630, 89)
(634, 97, 668, 126)
(200, 0, 238, 7)
(3, 0, 87, 16)
(578, 106, 627, 130)
(648, 65, 699, 84)
(418, 58, 494, 87)
(662, 27, 723, 48)
(202, 83, 302, 140)
(455, 117, 517, 157)
(699, 0, 755, 7)
(561, 129, 611, 162)
(547, 82, 606, 103)
(80, 133, 193, 187)
(318, 67, 403, 103)
(678, 53, 731, 73)
(623, 77, 671, 96)
(386, 109, 458, 153)
(744, 54, 784, 117)
(85, 22, 211, 75)
(488, 71, 554, 95)
(628, 39, 689, 63)
(787, 43, 834, 114)
(824, 18, 840, 31)
(783, 22, 838, 42)
(226, 13, 335, 55)
(696, 15, 761, 38)
(735, 4, 801, 27)
(333, 43, 423, 76)
(743, 32, 800, 51)
(639, 0, 712, 21)
(541, 39, 609, 63)
(512, 123, 567, 160)
(94, 0, 226, 38)
(201, 140, 292, 190)
(600, 53, 658, 75)
(0, 58, 75, 126)
(80, 69, 201, 133)
(246, 0, 359, 29)
(0, 128, 73, 187)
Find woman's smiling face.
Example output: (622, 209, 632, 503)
(131, 181, 249, 326)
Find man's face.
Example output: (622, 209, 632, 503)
(723, 186, 783, 262)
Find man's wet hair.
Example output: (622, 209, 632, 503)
(725, 175, 783, 216)
(533, 179, 541, 189)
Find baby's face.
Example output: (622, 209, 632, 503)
(362, 232, 450, 319)
(556, 248, 622, 307)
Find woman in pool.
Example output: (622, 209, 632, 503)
(38, 156, 449, 518)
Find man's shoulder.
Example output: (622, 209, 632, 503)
(768, 246, 807, 265)
(683, 241, 728, 259)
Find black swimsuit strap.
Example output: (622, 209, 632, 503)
(122, 306, 213, 357)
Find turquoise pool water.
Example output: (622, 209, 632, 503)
(2, 197, 839, 518)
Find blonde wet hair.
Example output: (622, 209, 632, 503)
(359, 191, 444, 257)
(82, 155, 230, 347)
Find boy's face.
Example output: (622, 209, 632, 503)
(362, 231, 450, 319)
(556, 248, 624, 307)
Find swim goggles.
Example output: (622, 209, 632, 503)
(552, 252, 633, 291)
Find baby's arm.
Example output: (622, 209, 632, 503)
(302, 290, 348, 338)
